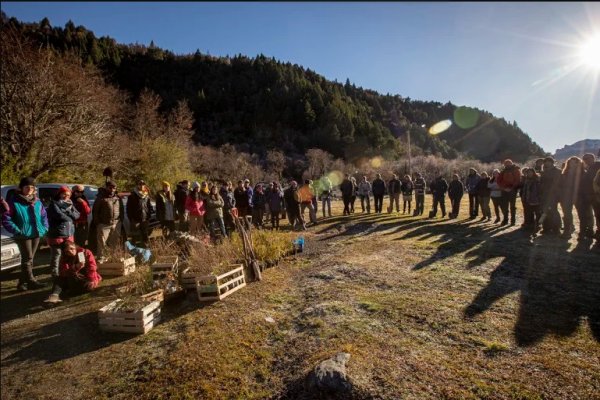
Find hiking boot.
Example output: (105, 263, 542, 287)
(27, 280, 47, 290)
(44, 294, 62, 304)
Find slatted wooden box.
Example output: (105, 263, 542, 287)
(98, 299, 161, 334)
(98, 256, 136, 277)
(196, 264, 246, 302)
(151, 256, 179, 280)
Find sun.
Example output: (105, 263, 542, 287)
(578, 33, 600, 69)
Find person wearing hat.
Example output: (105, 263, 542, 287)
(185, 181, 206, 236)
(126, 180, 153, 247)
(3, 177, 49, 290)
(174, 180, 190, 231)
(92, 179, 124, 263)
(497, 159, 522, 226)
(539, 156, 562, 235)
(283, 180, 305, 230)
(71, 184, 91, 247)
(47, 185, 80, 283)
(156, 181, 176, 237)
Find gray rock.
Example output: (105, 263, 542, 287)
(306, 352, 352, 393)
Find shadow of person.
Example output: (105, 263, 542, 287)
(2, 311, 131, 365)
(464, 233, 600, 346)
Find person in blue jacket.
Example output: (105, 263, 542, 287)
(2, 177, 49, 291)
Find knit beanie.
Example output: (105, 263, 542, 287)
(58, 186, 71, 195)
(162, 181, 171, 188)
(19, 176, 35, 188)
(192, 181, 200, 190)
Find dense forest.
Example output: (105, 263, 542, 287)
(1, 14, 547, 167)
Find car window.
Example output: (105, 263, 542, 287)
(5, 189, 16, 202)
(84, 186, 99, 200)
(38, 188, 58, 207)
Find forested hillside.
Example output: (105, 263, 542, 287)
(1, 14, 547, 163)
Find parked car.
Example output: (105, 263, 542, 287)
(1, 226, 21, 272)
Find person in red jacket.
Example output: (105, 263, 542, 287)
(185, 181, 206, 236)
(71, 184, 91, 247)
(497, 159, 522, 226)
(44, 240, 102, 303)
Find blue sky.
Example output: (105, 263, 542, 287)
(3, 2, 600, 153)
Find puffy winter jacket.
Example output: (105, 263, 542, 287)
(465, 173, 481, 194)
(357, 181, 372, 196)
(92, 188, 124, 226)
(522, 176, 541, 206)
(205, 195, 225, 220)
(401, 181, 414, 196)
(2, 195, 49, 238)
(219, 187, 236, 210)
(126, 189, 153, 223)
(487, 178, 502, 198)
(268, 189, 284, 212)
(47, 199, 80, 239)
(498, 165, 522, 191)
(185, 194, 205, 217)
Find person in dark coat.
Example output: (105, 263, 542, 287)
(465, 168, 481, 219)
(234, 180, 250, 218)
(268, 182, 285, 230)
(284, 181, 305, 230)
(174, 180, 189, 231)
(430, 174, 448, 218)
(559, 157, 584, 239)
(340, 175, 354, 216)
(388, 174, 402, 213)
(92, 180, 124, 262)
(581, 153, 600, 240)
(539, 157, 562, 235)
(126, 180, 153, 247)
(372, 173, 386, 214)
(156, 181, 176, 237)
(475, 171, 492, 221)
(413, 172, 427, 216)
(252, 184, 267, 229)
(448, 174, 464, 219)
(47, 186, 80, 282)
(521, 168, 542, 234)
(401, 175, 414, 214)
(220, 181, 236, 233)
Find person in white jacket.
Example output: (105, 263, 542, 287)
(357, 176, 372, 213)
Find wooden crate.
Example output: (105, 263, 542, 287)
(152, 256, 179, 280)
(98, 299, 161, 334)
(180, 267, 202, 290)
(196, 264, 246, 302)
(98, 256, 136, 277)
(140, 289, 164, 303)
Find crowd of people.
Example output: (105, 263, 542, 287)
(1, 152, 599, 303)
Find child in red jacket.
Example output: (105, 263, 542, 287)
(44, 240, 102, 303)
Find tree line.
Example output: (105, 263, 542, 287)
(1, 14, 547, 189)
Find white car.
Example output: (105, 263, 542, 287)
(1, 227, 21, 272)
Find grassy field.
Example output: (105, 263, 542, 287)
(1, 196, 599, 399)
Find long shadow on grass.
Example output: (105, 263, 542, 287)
(464, 235, 600, 345)
(1, 311, 131, 365)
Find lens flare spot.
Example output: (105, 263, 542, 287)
(454, 106, 479, 129)
(428, 119, 452, 135)
(326, 171, 344, 186)
(370, 156, 383, 168)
